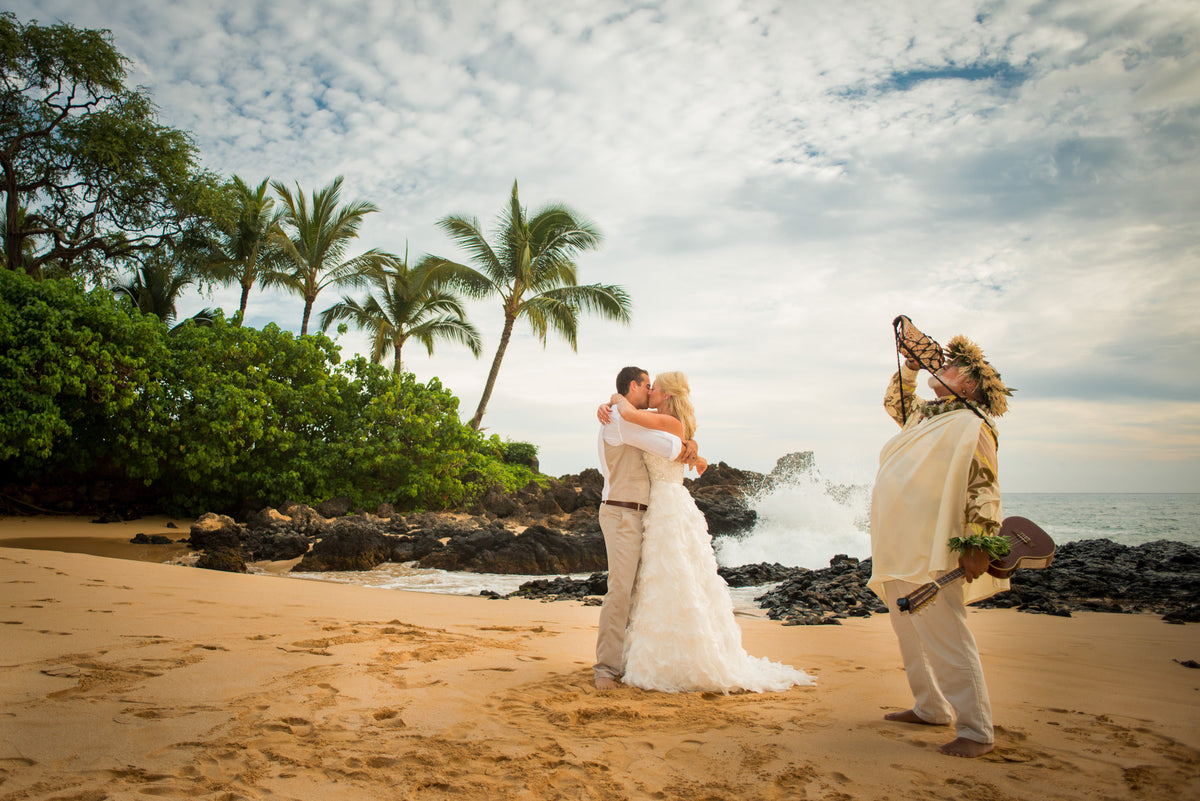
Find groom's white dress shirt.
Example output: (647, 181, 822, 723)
(597, 405, 682, 502)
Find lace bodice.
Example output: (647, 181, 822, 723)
(643, 452, 686, 486)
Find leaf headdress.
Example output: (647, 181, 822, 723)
(945, 335, 1014, 417)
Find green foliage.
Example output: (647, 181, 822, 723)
(424, 179, 625, 429)
(318, 253, 482, 374)
(948, 534, 1012, 560)
(463, 440, 543, 500)
(500, 439, 539, 469)
(0, 273, 533, 516)
(0, 270, 169, 478)
(0, 13, 222, 280)
(156, 317, 350, 512)
(191, 175, 286, 322)
(267, 176, 390, 336)
(330, 358, 483, 509)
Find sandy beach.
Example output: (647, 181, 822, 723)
(1, 518, 1198, 800)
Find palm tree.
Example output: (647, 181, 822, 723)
(112, 255, 215, 331)
(202, 176, 285, 324)
(267, 176, 389, 336)
(424, 180, 628, 429)
(318, 250, 483, 374)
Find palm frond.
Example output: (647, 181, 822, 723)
(434, 216, 504, 282)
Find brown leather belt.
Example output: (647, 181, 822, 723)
(603, 500, 648, 511)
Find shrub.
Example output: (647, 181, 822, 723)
(500, 439, 539, 470)
(0, 271, 170, 481)
(0, 273, 532, 516)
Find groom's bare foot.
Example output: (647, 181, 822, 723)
(594, 676, 617, 691)
(939, 737, 994, 758)
(884, 709, 942, 725)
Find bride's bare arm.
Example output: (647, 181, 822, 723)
(610, 395, 685, 438)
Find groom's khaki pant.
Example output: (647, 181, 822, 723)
(594, 504, 644, 680)
(883, 578, 994, 744)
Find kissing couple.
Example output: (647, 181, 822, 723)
(593, 366, 816, 693)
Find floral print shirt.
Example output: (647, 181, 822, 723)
(884, 366, 1002, 538)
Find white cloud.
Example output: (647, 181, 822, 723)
(9, 0, 1199, 490)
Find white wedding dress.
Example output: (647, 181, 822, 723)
(621, 453, 817, 693)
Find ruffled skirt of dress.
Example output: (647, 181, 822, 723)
(621, 481, 816, 694)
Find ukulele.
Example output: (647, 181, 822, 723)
(896, 516, 1056, 614)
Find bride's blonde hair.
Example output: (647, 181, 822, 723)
(655, 371, 696, 440)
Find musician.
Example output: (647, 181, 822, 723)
(868, 331, 1015, 758)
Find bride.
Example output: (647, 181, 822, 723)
(608, 371, 816, 694)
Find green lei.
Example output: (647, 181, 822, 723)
(922, 397, 983, 419)
(920, 397, 998, 439)
(948, 534, 1012, 560)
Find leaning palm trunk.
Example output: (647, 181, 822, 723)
(238, 281, 252, 322)
(471, 313, 516, 429)
(300, 296, 315, 336)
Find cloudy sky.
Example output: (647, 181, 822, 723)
(15, 0, 1199, 491)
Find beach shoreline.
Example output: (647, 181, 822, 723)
(1, 518, 1198, 799)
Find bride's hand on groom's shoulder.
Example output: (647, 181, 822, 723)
(597, 403, 612, 424)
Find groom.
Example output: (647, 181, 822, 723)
(593, 366, 698, 690)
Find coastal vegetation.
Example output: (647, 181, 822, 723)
(0, 270, 540, 516)
(266, 176, 392, 337)
(0, 13, 223, 280)
(424, 180, 630, 429)
(318, 250, 483, 375)
(0, 13, 626, 516)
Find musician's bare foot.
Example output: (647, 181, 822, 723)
(939, 737, 993, 758)
(594, 676, 617, 691)
(884, 709, 941, 725)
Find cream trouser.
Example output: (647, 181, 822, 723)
(594, 504, 644, 680)
(883, 578, 994, 744)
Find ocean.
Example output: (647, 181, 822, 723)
(289, 483, 1200, 600)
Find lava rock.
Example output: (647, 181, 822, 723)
(717, 562, 805, 587)
(756, 554, 888, 625)
(195, 547, 248, 573)
(129, 533, 174, 545)
(188, 513, 246, 551)
(291, 518, 397, 572)
(418, 524, 607, 575)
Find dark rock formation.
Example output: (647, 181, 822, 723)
(685, 461, 762, 536)
(973, 538, 1200, 620)
(692, 490, 757, 535)
(129, 533, 174, 545)
(417, 523, 607, 575)
(505, 572, 609, 602)
(756, 555, 888, 625)
(754, 539, 1200, 625)
(292, 518, 397, 572)
(251, 533, 310, 562)
(389, 534, 442, 563)
(189, 513, 246, 551)
(195, 547, 248, 573)
(315, 495, 352, 518)
(501, 562, 806, 602)
(717, 562, 804, 587)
